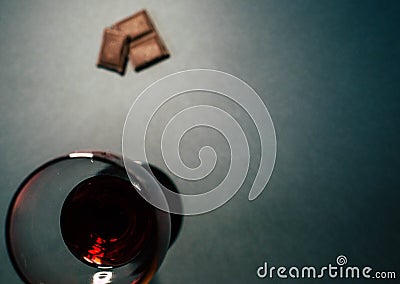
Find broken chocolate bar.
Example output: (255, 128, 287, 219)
(113, 10, 154, 40)
(97, 9, 170, 74)
(97, 28, 129, 75)
(128, 32, 170, 71)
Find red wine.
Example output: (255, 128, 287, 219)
(60, 175, 156, 267)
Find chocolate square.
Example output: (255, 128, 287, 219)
(129, 32, 169, 71)
(97, 28, 129, 75)
(113, 10, 154, 40)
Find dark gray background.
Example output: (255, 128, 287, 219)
(1, 0, 399, 283)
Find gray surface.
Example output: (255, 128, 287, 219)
(1, 0, 399, 283)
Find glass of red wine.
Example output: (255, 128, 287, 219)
(6, 151, 182, 284)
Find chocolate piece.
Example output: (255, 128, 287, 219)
(129, 32, 169, 71)
(113, 10, 154, 40)
(97, 28, 129, 75)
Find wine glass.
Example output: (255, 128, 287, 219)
(6, 151, 181, 284)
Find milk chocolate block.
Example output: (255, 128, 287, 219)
(97, 28, 129, 75)
(113, 10, 154, 40)
(129, 32, 169, 71)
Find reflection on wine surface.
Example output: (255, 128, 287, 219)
(7, 151, 181, 284)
